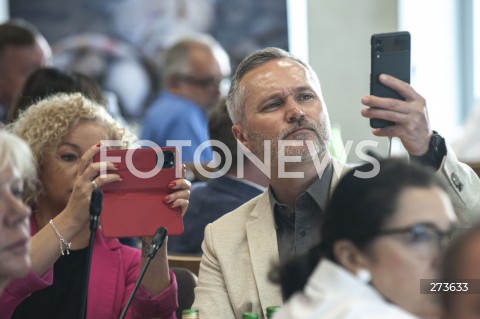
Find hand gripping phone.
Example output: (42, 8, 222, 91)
(92, 147, 184, 237)
(370, 31, 411, 128)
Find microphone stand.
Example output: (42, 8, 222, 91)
(80, 189, 103, 319)
(119, 227, 167, 319)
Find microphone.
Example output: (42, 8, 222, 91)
(148, 226, 168, 258)
(80, 189, 104, 319)
(119, 227, 168, 319)
(89, 188, 103, 231)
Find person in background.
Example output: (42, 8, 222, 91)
(440, 222, 480, 319)
(273, 159, 457, 318)
(140, 34, 230, 163)
(6, 66, 127, 129)
(0, 131, 35, 294)
(0, 19, 51, 124)
(191, 47, 480, 318)
(168, 97, 268, 255)
(7, 67, 105, 123)
(52, 33, 159, 122)
(1, 93, 191, 319)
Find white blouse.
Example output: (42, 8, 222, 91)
(274, 259, 418, 319)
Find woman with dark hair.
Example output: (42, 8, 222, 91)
(273, 159, 458, 319)
(7, 67, 105, 123)
(439, 223, 480, 319)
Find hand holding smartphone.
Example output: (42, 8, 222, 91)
(370, 31, 411, 128)
(92, 147, 184, 238)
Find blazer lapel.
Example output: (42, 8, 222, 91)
(88, 233, 123, 319)
(246, 192, 283, 311)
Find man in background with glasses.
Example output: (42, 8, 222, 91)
(140, 34, 230, 163)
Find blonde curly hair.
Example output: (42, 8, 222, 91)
(8, 92, 135, 204)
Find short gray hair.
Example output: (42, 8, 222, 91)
(161, 34, 230, 84)
(226, 47, 321, 124)
(0, 130, 37, 205)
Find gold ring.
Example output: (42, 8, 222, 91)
(92, 180, 98, 190)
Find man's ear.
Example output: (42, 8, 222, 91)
(333, 239, 370, 274)
(232, 124, 250, 150)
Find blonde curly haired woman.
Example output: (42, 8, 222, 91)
(1, 93, 191, 319)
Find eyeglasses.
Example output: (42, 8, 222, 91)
(376, 222, 462, 257)
(175, 74, 224, 90)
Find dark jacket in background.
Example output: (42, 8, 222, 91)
(168, 175, 264, 254)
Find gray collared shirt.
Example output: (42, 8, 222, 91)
(269, 161, 333, 262)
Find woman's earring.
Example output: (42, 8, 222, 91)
(356, 268, 372, 283)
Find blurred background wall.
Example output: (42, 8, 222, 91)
(1, 0, 478, 163)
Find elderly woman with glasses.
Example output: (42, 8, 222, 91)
(272, 159, 457, 319)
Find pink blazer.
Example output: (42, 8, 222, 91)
(0, 218, 178, 319)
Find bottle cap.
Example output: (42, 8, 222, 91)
(182, 309, 199, 319)
(266, 306, 280, 317)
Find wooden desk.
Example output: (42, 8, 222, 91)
(168, 254, 202, 276)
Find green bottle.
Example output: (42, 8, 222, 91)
(266, 306, 280, 318)
(243, 312, 259, 319)
(182, 309, 199, 319)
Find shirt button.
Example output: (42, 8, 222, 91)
(450, 172, 464, 192)
(299, 229, 306, 237)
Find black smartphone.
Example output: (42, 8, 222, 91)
(370, 31, 411, 128)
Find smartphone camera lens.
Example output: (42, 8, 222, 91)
(162, 151, 175, 169)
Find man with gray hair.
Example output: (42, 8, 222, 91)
(140, 34, 230, 163)
(192, 47, 480, 318)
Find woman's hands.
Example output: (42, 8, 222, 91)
(163, 178, 191, 217)
(65, 143, 122, 226)
(30, 142, 121, 274)
(139, 176, 190, 294)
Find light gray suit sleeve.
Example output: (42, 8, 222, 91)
(436, 144, 480, 224)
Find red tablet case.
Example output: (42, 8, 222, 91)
(92, 147, 184, 238)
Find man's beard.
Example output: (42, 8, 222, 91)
(246, 117, 330, 165)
